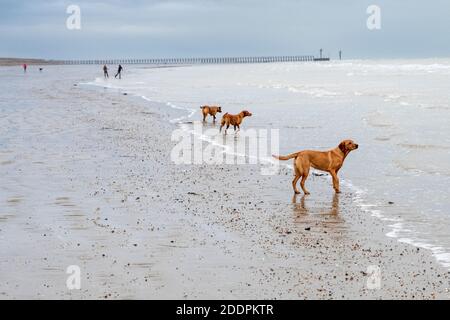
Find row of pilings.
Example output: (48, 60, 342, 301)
(61, 55, 317, 65)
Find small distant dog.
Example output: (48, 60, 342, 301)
(219, 110, 252, 134)
(200, 105, 222, 122)
(273, 140, 359, 194)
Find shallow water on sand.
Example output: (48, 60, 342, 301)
(84, 59, 450, 268)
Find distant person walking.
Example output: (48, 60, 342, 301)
(23, 64, 27, 73)
(103, 65, 109, 79)
(115, 64, 123, 79)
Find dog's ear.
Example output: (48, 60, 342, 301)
(339, 141, 346, 153)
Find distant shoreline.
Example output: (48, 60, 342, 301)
(0, 58, 63, 66)
(0, 54, 319, 66)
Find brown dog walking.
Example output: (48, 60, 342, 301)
(273, 140, 358, 194)
(200, 105, 222, 122)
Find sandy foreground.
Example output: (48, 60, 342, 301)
(0, 72, 449, 300)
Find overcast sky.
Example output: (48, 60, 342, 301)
(1, 0, 449, 59)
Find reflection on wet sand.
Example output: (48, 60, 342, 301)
(291, 193, 345, 229)
(292, 193, 339, 214)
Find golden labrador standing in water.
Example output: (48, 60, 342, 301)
(273, 140, 359, 194)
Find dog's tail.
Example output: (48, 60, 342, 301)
(220, 113, 228, 125)
(219, 113, 228, 132)
(272, 152, 299, 161)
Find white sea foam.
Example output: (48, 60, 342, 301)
(342, 179, 450, 269)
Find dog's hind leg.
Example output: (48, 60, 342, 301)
(292, 165, 302, 194)
(220, 119, 226, 132)
(300, 164, 311, 195)
(292, 174, 301, 194)
(225, 124, 230, 135)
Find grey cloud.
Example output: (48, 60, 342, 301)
(0, 0, 449, 59)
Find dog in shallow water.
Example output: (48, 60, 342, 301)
(273, 140, 358, 195)
(219, 110, 252, 134)
(200, 105, 222, 122)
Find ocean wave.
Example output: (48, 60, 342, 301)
(256, 83, 340, 98)
(317, 60, 450, 75)
(394, 160, 450, 177)
(398, 143, 450, 151)
(363, 114, 394, 128)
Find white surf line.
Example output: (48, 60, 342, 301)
(141, 98, 197, 124)
(79, 79, 197, 124)
(341, 179, 450, 269)
(177, 119, 287, 170)
(79, 78, 123, 90)
(165, 102, 197, 124)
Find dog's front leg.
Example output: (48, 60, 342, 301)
(330, 171, 340, 193)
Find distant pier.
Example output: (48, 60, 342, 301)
(60, 55, 329, 65)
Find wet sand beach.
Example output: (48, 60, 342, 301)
(0, 65, 449, 299)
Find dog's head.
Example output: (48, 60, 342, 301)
(242, 110, 252, 117)
(339, 140, 359, 153)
